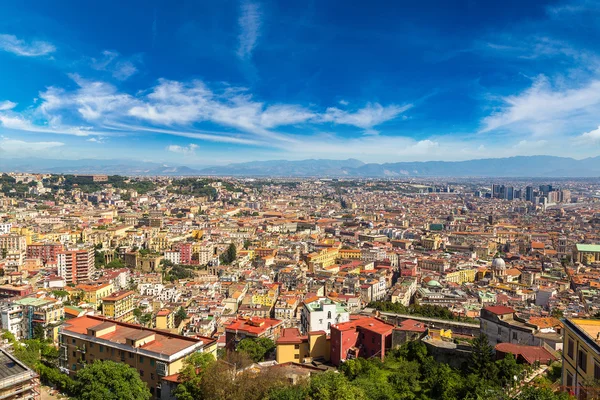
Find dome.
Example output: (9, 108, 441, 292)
(427, 280, 442, 288)
(492, 257, 506, 270)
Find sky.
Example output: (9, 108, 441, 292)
(1, 0, 600, 166)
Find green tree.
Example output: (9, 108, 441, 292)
(174, 352, 216, 400)
(237, 337, 275, 362)
(175, 306, 188, 326)
(495, 353, 523, 387)
(220, 243, 237, 265)
(469, 334, 496, 378)
(73, 360, 151, 400)
(308, 371, 366, 400)
(105, 259, 125, 269)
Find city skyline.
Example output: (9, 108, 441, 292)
(1, 0, 600, 165)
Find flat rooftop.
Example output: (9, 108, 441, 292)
(0, 348, 36, 386)
(569, 318, 600, 343)
(61, 315, 202, 357)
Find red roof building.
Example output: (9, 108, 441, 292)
(330, 316, 394, 366)
(224, 317, 283, 350)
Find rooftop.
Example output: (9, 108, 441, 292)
(61, 315, 202, 357)
(576, 244, 600, 252)
(0, 348, 37, 387)
(332, 316, 394, 336)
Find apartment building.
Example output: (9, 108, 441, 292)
(102, 290, 135, 322)
(562, 318, 600, 399)
(0, 348, 40, 400)
(225, 317, 283, 350)
(156, 309, 175, 330)
(330, 316, 394, 366)
(0, 234, 27, 252)
(59, 315, 213, 399)
(76, 283, 114, 307)
(300, 297, 350, 335)
(57, 247, 95, 284)
(26, 242, 64, 264)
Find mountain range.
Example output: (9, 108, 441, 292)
(2, 155, 600, 177)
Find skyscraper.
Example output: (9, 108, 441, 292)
(525, 186, 534, 202)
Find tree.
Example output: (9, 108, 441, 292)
(73, 360, 151, 400)
(175, 306, 188, 326)
(105, 259, 125, 269)
(237, 337, 275, 362)
(495, 353, 523, 387)
(308, 371, 366, 400)
(174, 352, 216, 400)
(470, 334, 496, 378)
(220, 243, 237, 265)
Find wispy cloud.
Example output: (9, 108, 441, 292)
(0, 34, 55, 57)
(320, 103, 412, 134)
(237, 1, 262, 60)
(91, 50, 139, 80)
(166, 143, 198, 155)
(87, 137, 107, 143)
(481, 75, 600, 137)
(0, 137, 64, 153)
(0, 101, 17, 111)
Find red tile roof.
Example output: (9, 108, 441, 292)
(495, 343, 558, 364)
(332, 316, 394, 336)
(225, 317, 282, 336)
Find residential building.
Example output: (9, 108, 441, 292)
(59, 315, 213, 399)
(562, 318, 600, 399)
(330, 316, 394, 366)
(156, 309, 175, 330)
(0, 347, 40, 400)
(300, 297, 350, 335)
(57, 248, 95, 284)
(224, 317, 283, 350)
(102, 290, 136, 322)
(275, 328, 329, 364)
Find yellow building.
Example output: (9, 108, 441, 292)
(422, 235, 442, 250)
(444, 268, 477, 284)
(252, 288, 279, 307)
(276, 328, 330, 364)
(76, 283, 114, 307)
(59, 315, 215, 399)
(306, 248, 339, 271)
(562, 318, 600, 398)
(156, 309, 175, 330)
(102, 290, 135, 322)
(339, 249, 362, 259)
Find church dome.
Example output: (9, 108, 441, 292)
(492, 257, 506, 270)
(427, 280, 442, 288)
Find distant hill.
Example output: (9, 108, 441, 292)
(2, 155, 600, 177)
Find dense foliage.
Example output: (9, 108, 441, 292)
(236, 337, 276, 362)
(368, 301, 478, 323)
(172, 337, 570, 400)
(73, 360, 151, 400)
(220, 243, 237, 265)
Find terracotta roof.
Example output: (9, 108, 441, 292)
(332, 316, 394, 336)
(484, 305, 515, 315)
(495, 343, 558, 364)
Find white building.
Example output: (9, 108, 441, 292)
(164, 251, 181, 265)
(0, 223, 12, 235)
(300, 297, 350, 335)
(0, 303, 26, 339)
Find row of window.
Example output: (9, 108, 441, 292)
(566, 336, 600, 379)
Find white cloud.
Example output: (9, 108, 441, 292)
(87, 137, 106, 143)
(339, 99, 349, 106)
(579, 126, 600, 142)
(0, 34, 55, 57)
(166, 143, 198, 155)
(237, 1, 261, 60)
(91, 50, 139, 80)
(0, 137, 64, 153)
(481, 76, 600, 137)
(320, 103, 412, 133)
(0, 101, 16, 111)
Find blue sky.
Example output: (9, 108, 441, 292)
(1, 0, 600, 165)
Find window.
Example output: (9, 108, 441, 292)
(72, 364, 77, 371)
(150, 388, 155, 395)
(72, 338, 76, 344)
(150, 359, 155, 367)
(99, 345, 104, 353)
(72, 351, 76, 357)
(566, 373, 573, 388)
(512, 332, 517, 341)
(294, 354, 299, 359)
(327, 322, 331, 330)
(151, 373, 155, 380)
(89, 343, 94, 349)
(497, 326, 502, 335)
(294, 344, 299, 350)
(139, 356, 144, 363)
(578, 349, 588, 372)
(327, 311, 331, 319)
(595, 363, 600, 380)
(372, 336, 375, 344)
(129, 352, 134, 359)
(567, 339, 574, 359)
(140, 370, 144, 377)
